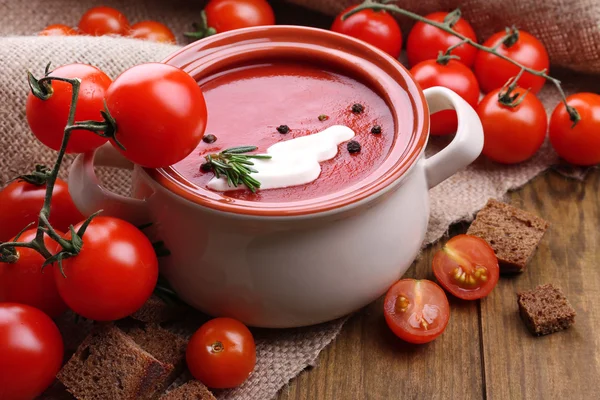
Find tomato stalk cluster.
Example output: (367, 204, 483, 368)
(345, 0, 581, 124)
(0, 70, 109, 269)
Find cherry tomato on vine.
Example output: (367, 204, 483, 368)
(384, 279, 450, 344)
(205, 0, 275, 33)
(406, 11, 477, 68)
(549, 93, 600, 166)
(410, 59, 480, 135)
(26, 63, 112, 154)
(0, 177, 83, 242)
(0, 229, 68, 318)
(0, 303, 64, 400)
(130, 21, 176, 44)
(331, 5, 402, 58)
(39, 24, 77, 36)
(54, 217, 158, 321)
(474, 30, 549, 94)
(432, 235, 499, 300)
(186, 317, 256, 389)
(105, 63, 208, 168)
(477, 87, 547, 164)
(78, 6, 129, 36)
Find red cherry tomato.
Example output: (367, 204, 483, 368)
(331, 5, 402, 58)
(0, 229, 68, 318)
(477, 88, 547, 164)
(78, 6, 129, 36)
(130, 21, 176, 44)
(410, 59, 480, 135)
(384, 279, 450, 344)
(205, 0, 275, 33)
(26, 63, 112, 153)
(0, 303, 64, 400)
(54, 217, 158, 321)
(105, 63, 208, 168)
(406, 12, 477, 67)
(474, 30, 549, 94)
(186, 317, 256, 389)
(39, 24, 77, 36)
(432, 235, 500, 300)
(549, 93, 600, 166)
(0, 177, 83, 242)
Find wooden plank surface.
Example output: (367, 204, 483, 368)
(269, 3, 600, 399)
(278, 170, 600, 400)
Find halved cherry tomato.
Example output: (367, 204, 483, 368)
(474, 30, 549, 94)
(410, 59, 480, 136)
(432, 235, 499, 300)
(384, 279, 450, 344)
(0, 176, 83, 242)
(0, 229, 68, 318)
(332, 5, 402, 58)
(205, 0, 275, 33)
(26, 63, 112, 154)
(406, 11, 477, 67)
(130, 21, 176, 44)
(0, 303, 64, 400)
(477, 88, 547, 164)
(186, 317, 256, 388)
(105, 63, 208, 168)
(549, 93, 600, 166)
(54, 217, 158, 321)
(78, 6, 129, 36)
(39, 24, 77, 36)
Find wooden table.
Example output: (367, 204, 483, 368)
(271, 3, 600, 399)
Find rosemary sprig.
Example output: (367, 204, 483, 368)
(203, 146, 271, 193)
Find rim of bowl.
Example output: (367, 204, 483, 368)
(147, 25, 429, 217)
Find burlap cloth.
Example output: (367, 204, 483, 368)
(0, 1, 598, 399)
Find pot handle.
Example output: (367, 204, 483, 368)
(422, 86, 484, 189)
(68, 143, 151, 225)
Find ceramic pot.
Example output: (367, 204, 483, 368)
(68, 26, 483, 328)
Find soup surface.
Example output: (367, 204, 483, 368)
(174, 62, 409, 203)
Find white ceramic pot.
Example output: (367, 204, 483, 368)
(68, 27, 483, 328)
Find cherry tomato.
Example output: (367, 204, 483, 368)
(477, 88, 547, 164)
(0, 229, 68, 318)
(26, 63, 112, 153)
(39, 24, 77, 36)
(410, 59, 480, 135)
(549, 93, 600, 166)
(54, 217, 158, 321)
(105, 63, 208, 168)
(205, 0, 275, 33)
(78, 6, 129, 36)
(474, 30, 549, 94)
(331, 5, 402, 58)
(384, 279, 450, 344)
(186, 317, 256, 389)
(406, 12, 477, 68)
(0, 303, 64, 400)
(130, 21, 176, 44)
(0, 177, 83, 242)
(432, 235, 500, 300)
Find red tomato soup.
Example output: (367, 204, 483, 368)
(174, 62, 410, 203)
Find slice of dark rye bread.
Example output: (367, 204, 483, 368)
(467, 198, 549, 273)
(160, 380, 216, 400)
(517, 284, 576, 336)
(130, 295, 188, 324)
(57, 325, 175, 400)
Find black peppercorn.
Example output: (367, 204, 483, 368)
(351, 103, 364, 114)
(200, 162, 213, 172)
(277, 125, 290, 134)
(347, 140, 361, 153)
(318, 114, 329, 121)
(202, 134, 217, 143)
(371, 125, 382, 134)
